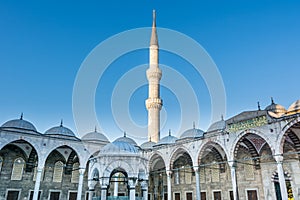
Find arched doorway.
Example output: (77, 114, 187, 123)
(148, 154, 166, 200)
(107, 169, 129, 200)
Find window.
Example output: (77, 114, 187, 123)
(6, 190, 20, 200)
(186, 192, 192, 200)
(29, 190, 42, 200)
(174, 193, 180, 200)
(71, 162, 80, 183)
(229, 191, 234, 200)
(49, 191, 60, 200)
(247, 190, 258, 200)
(244, 160, 254, 180)
(11, 157, 25, 180)
(201, 192, 206, 200)
(53, 161, 64, 182)
(68, 192, 77, 200)
(213, 191, 221, 200)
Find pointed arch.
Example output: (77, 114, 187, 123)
(11, 157, 25, 180)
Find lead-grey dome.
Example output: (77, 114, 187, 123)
(140, 141, 156, 149)
(100, 141, 139, 154)
(114, 133, 137, 146)
(82, 130, 109, 143)
(156, 134, 178, 146)
(45, 122, 76, 138)
(180, 128, 204, 139)
(207, 119, 226, 133)
(1, 116, 37, 132)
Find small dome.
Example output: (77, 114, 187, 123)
(81, 129, 109, 143)
(1, 115, 37, 132)
(207, 119, 226, 133)
(100, 141, 139, 154)
(287, 100, 300, 114)
(114, 133, 137, 146)
(156, 132, 178, 146)
(265, 98, 286, 115)
(180, 128, 204, 139)
(140, 141, 156, 149)
(45, 122, 76, 138)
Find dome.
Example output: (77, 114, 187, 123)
(81, 129, 109, 143)
(265, 98, 286, 116)
(114, 133, 137, 146)
(287, 100, 300, 114)
(180, 128, 204, 139)
(140, 141, 156, 149)
(45, 121, 76, 138)
(100, 141, 139, 154)
(156, 132, 178, 146)
(207, 119, 226, 133)
(1, 115, 37, 132)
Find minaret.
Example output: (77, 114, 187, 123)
(145, 10, 162, 143)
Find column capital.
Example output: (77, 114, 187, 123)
(128, 177, 138, 189)
(228, 160, 237, 168)
(274, 155, 284, 163)
(141, 180, 148, 189)
(79, 168, 86, 175)
(166, 170, 172, 177)
(193, 166, 199, 172)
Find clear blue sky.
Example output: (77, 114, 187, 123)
(0, 0, 299, 142)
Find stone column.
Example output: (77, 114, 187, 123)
(77, 168, 86, 200)
(193, 166, 201, 200)
(128, 178, 137, 200)
(114, 176, 119, 196)
(32, 165, 44, 200)
(229, 161, 239, 200)
(141, 180, 148, 200)
(101, 185, 108, 200)
(166, 170, 172, 200)
(275, 155, 288, 200)
(88, 190, 94, 200)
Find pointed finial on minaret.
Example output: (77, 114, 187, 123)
(124, 131, 126, 137)
(169, 129, 171, 136)
(257, 102, 261, 110)
(271, 97, 274, 104)
(150, 10, 158, 46)
(60, 119, 63, 127)
(20, 112, 23, 120)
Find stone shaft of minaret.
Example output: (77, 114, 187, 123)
(146, 10, 162, 143)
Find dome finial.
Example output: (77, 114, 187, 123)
(60, 119, 63, 127)
(257, 102, 261, 111)
(149, 136, 152, 142)
(124, 131, 126, 137)
(169, 129, 171, 136)
(20, 112, 23, 120)
(221, 114, 224, 121)
(193, 121, 195, 129)
(271, 97, 274, 104)
(95, 126, 97, 132)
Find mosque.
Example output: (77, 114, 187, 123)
(1, 11, 300, 200)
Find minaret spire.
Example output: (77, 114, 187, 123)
(150, 10, 158, 46)
(146, 10, 162, 143)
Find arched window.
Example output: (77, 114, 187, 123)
(71, 162, 80, 183)
(11, 157, 25, 180)
(0, 157, 3, 175)
(53, 161, 64, 182)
